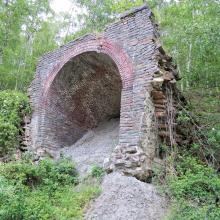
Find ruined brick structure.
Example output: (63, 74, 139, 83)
(28, 5, 183, 180)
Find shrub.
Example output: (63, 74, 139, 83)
(91, 165, 105, 178)
(0, 118, 18, 156)
(0, 157, 78, 187)
(167, 156, 220, 219)
(0, 157, 100, 220)
(0, 90, 30, 157)
(168, 202, 220, 220)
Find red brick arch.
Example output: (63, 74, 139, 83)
(41, 37, 134, 104)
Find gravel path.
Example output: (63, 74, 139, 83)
(61, 119, 119, 175)
(84, 172, 169, 220)
(60, 119, 168, 220)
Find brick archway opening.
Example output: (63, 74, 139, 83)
(43, 51, 123, 148)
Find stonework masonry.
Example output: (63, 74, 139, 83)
(28, 4, 183, 180)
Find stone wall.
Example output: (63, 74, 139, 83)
(28, 4, 182, 180)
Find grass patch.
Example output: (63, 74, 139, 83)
(91, 165, 105, 179)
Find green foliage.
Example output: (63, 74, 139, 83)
(206, 128, 220, 160)
(0, 1, 219, 219)
(169, 157, 220, 202)
(111, 0, 144, 14)
(0, 157, 100, 220)
(0, 156, 78, 187)
(185, 88, 220, 164)
(166, 156, 220, 220)
(91, 165, 105, 178)
(0, 0, 60, 91)
(155, 0, 220, 215)
(176, 110, 191, 123)
(0, 118, 18, 157)
(158, 0, 220, 90)
(71, 0, 220, 91)
(68, 0, 145, 41)
(0, 90, 30, 157)
(168, 202, 220, 220)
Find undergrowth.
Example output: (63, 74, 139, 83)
(91, 165, 105, 179)
(0, 90, 30, 157)
(153, 88, 220, 220)
(0, 155, 100, 220)
(0, 90, 100, 219)
(165, 156, 220, 220)
(186, 88, 220, 165)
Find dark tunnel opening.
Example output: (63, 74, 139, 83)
(43, 51, 122, 148)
